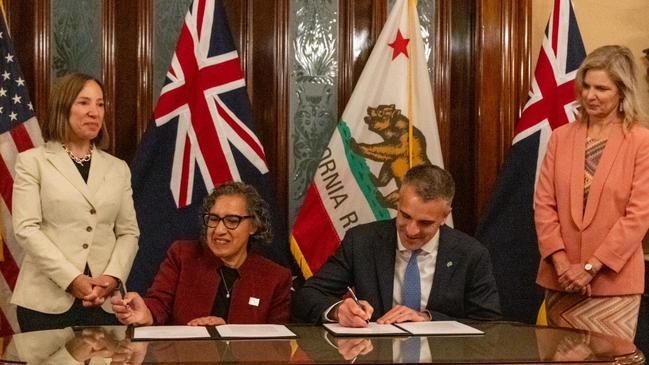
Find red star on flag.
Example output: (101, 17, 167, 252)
(388, 29, 409, 60)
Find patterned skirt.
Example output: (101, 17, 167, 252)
(545, 289, 641, 342)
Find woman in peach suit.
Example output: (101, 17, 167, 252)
(535, 45, 649, 341)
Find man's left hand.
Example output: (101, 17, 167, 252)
(376, 305, 429, 324)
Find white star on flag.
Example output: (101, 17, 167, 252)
(11, 94, 21, 104)
(8, 111, 17, 120)
(15, 77, 24, 86)
(4, 54, 13, 63)
(2, 71, 9, 80)
(0, 87, 6, 97)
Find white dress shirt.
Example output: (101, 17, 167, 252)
(393, 230, 440, 310)
(323, 229, 440, 321)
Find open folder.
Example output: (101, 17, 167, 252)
(132, 324, 297, 341)
(323, 321, 484, 337)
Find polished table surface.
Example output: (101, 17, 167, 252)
(0, 322, 644, 364)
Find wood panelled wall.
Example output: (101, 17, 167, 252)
(5, 0, 532, 234)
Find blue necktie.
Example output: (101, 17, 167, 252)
(400, 337, 421, 363)
(402, 249, 422, 310)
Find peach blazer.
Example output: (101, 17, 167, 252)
(535, 121, 649, 295)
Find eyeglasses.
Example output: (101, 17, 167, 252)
(202, 213, 252, 230)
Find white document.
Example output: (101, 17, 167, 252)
(395, 321, 484, 335)
(133, 325, 211, 340)
(323, 323, 407, 336)
(215, 324, 296, 338)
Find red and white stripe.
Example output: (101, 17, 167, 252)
(0, 117, 43, 335)
(154, 0, 267, 209)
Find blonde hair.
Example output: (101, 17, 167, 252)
(575, 45, 647, 128)
(42, 72, 109, 149)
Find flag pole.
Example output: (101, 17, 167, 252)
(407, 0, 416, 168)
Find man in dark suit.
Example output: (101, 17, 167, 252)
(293, 165, 501, 327)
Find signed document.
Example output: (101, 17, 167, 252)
(395, 321, 484, 335)
(215, 324, 296, 339)
(323, 323, 408, 336)
(133, 325, 211, 340)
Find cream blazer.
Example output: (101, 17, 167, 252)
(535, 121, 649, 295)
(10, 141, 139, 313)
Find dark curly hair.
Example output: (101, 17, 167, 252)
(199, 181, 272, 245)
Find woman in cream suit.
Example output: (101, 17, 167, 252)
(535, 45, 649, 341)
(10, 72, 139, 331)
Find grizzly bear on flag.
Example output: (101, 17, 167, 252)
(350, 104, 430, 209)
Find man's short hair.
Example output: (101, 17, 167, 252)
(402, 164, 455, 203)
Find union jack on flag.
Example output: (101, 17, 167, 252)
(513, 0, 586, 170)
(476, 0, 586, 323)
(128, 0, 289, 294)
(0, 9, 44, 335)
(154, 0, 268, 209)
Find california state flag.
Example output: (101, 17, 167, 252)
(291, 0, 446, 279)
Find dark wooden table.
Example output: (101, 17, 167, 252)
(0, 322, 644, 364)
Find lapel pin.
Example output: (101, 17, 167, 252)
(248, 297, 260, 307)
(447, 261, 453, 267)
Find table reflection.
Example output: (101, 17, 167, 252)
(535, 326, 639, 362)
(3, 326, 146, 365)
(142, 338, 291, 363)
(0, 322, 643, 364)
(335, 337, 374, 361)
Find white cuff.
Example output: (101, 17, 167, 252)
(322, 300, 343, 322)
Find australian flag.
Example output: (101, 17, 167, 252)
(475, 0, 585, 323)
(128, 0, 289, 293)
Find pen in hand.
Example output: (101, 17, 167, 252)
(118, 280, 126, 299)
(346, 286, 370, 323)
(115, 281, 131, 309)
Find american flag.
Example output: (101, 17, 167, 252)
(128, 0, 289, 294)
(476, 0, 585, 323)
(0, 11, 44, 335)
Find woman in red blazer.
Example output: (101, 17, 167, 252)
(535, 45, 649, 341)
(112, 182, 291, 325)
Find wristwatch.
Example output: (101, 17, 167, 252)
(584, 263, 595, 275)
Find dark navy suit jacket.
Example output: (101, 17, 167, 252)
(292, 219, 501, 323)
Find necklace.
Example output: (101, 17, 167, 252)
(63, 144, 93, 166)
(219, 268, 232, 299)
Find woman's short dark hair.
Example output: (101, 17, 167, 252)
(199, 181, 272, 245)
(402, 164, 455, 203)
(42, 72, 110, 149)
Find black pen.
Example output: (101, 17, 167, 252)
(115, 280, 131, 310)
(346, 286, 370, 323)
(118, 280, 126, 299)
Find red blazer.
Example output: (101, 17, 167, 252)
(535, 121, 649, 295)
(144, 240, 292, 325)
